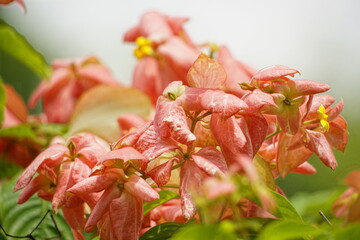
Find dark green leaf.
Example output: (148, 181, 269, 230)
(270, 189, 302, 221)
(140, 222, 185, 240)
(257, 220, 323, 240)
(0, 19, 50, 78)
(144, 190, 179, 215)
(0, 173, 73, 240)
(0, 159, 21, 179)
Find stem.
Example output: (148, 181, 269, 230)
(319, 210, 333, 227)
(265, 128, 282, 140)
(303, 119, 319, 125)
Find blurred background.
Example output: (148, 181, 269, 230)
(1, 0, 360, 196)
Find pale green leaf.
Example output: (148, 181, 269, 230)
(270, 190, 302, 221)
(257, 220, 323, 240)
(0, 19, 50, 78)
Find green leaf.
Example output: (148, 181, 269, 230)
(0, 173, 73, 240)
(0, 124, 37, 141)
(0, 19, 50, 78)
(0, 78, 5, 127)
(144, 190, 179, 215)
(0, 159, 21, 179)
(270, 190, 302, 221)
(332, 222, 360, 240)
(140, 222, 185, 240)
(170, 222, 238, 240)
(257, 220, 323, 240)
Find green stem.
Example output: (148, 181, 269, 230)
(265, 128, 282, 140)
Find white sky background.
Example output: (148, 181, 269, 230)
(1, 0, 360, 114)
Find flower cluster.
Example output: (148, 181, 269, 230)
(6, 10, 349, 240)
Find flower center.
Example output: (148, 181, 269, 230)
(133, 37, 154, 59)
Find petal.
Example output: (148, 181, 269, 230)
(163, 106, 196, 144)
(147, 159, 174, 187)
(71, 133, 110, 168)
(327, 100, 344, 121)
(187, 54, 226, 89)
(326, 116, 348, 152)
(217, 45, 255, 97)
(135, 123, 178, 160)
(290, 161, 317, 175)
(17, 175, 49, 204)
(180, 160, 207, 219)
(123, 25, 141, 42)
(192, 146, 227, 176)
(157, 36, 199, 84)
(84, 184, 121, 232)
(277, 132, 313, 177)
(304, 129, 337, 169)
(14, 144, 67, 191)
(68, 173, 118, 195)
(118, 113, 147, 132)
(289, 80, 330, 98)
(62, 205, 86, 240)
(199, 90, 248, 119)
(140, 11, 174, 42)
(345, 170, 360, 191)
(110, 192, 143, 240)
(251, 65, 299, 82)
(100, 147, 146, 167)
(52, 161, 74, 212)
(242, 89, 277, 113)
(132, 57, 162, 104)
(124, 175, 159, 202)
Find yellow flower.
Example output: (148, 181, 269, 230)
(133, 37, 154, 59)
(318, 104, 330, 132)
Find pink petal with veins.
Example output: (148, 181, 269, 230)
(133, 57, 162, 104)
(62, 205, 86, 240)
(110, 192, 143, 240)
(147, 159, 174, 187)
(158, 37, 199, 84)
(180, 160, 208, 219)
(163, 106, 196, 144)
(251, 65, 299, 82)
(100, 147, 146, 167)
(192, 146, 227, 176)
(187, 54, 226, 89)
(304, 129, 337, 170)
(85, 184, 121, 232)
(18, 175, 49, 204)
(15, 144, 68, 191)
(68, 173, 118, 195)
(218, 45, 255, 97)
(124, 175, 159, 202)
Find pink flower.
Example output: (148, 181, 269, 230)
(333, 170, 360, 223)
(68, 147, 159, 240)
(124, 11, 199, 104)
(14, 134, 109, 240)
(29, 56, 119, 123)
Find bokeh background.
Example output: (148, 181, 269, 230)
(1, 0, 360, 196)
